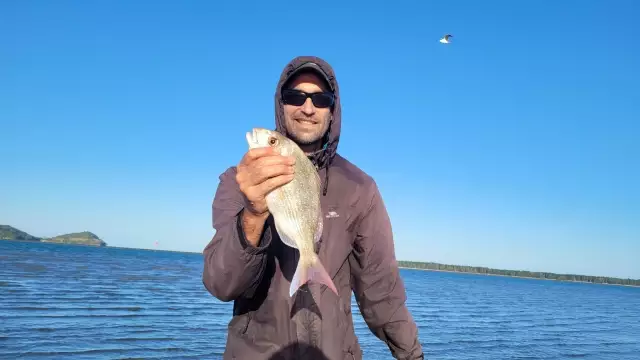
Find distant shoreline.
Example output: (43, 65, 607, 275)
(398, 265, 640, 288)
(2, 239, 201, 255)
(4, 239, 637, 288)
(0, 238, 106, 247)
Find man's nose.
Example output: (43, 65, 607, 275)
(301, 98, 316, 116)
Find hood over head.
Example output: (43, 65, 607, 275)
(274, 56, 342, 177)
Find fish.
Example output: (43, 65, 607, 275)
(245, 128, 339, 298)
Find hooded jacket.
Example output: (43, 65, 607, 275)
(202, 56, 424, 360)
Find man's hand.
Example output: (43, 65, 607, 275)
(235, 146, 295, 246)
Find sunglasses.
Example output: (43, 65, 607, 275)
(281, 89, 335, 108)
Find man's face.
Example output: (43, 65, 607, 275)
(282, 72, 333, 149)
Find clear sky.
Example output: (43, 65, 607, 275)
(1, 1, 638, 279)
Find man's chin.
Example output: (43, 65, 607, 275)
(289, 130, 320, 146)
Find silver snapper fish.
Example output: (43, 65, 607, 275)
(245, 128, 338, 297)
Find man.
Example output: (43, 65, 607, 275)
(202, 55, 423, 360)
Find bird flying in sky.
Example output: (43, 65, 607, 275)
(439, 34, 453, 44)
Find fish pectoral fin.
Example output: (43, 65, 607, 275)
(273, 216, 299, 249)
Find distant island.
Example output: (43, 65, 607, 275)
(0, 225, 107, 247)
(398, 260, 640, 287)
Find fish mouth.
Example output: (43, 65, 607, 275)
(245, 128, 256, 146)
(246, 128, 267, 149)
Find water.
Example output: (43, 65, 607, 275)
(1, 241, 639, 360)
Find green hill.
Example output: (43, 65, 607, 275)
(0, 225, 41, 242)
(0, 225, 107, 247)
(42, 231, 106, 247)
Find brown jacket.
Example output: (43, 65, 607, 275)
(202, 56, 423, 360)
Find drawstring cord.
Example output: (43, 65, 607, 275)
(306, 142, 330, 196)
(323, 166, 329, 196)
(321, 142, 330, 196)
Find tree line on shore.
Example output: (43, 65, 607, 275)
(398, 261, 640, 287)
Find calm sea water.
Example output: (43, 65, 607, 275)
(1, 241, 639, 360)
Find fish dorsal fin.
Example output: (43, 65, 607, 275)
(313, 164, 322, 193)
(314, 211, 323, 245)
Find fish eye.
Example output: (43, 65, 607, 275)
(268, 137, 278, 146)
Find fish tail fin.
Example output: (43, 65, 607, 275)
(290, 254, 339, 297)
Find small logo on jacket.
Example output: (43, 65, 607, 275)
(325, 211, 339, 218)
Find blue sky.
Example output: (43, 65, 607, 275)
(1, 1, 638, 279)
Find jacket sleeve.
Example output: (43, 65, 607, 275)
(202, 166, 273, 302)
(349, 180, 424, 359)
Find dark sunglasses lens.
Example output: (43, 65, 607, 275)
(282, 91, 307, 106)
(311, 93, 334, 108)
(282, 90, 334, 108)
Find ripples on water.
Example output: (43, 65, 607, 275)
(1, 241, 639, 359)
